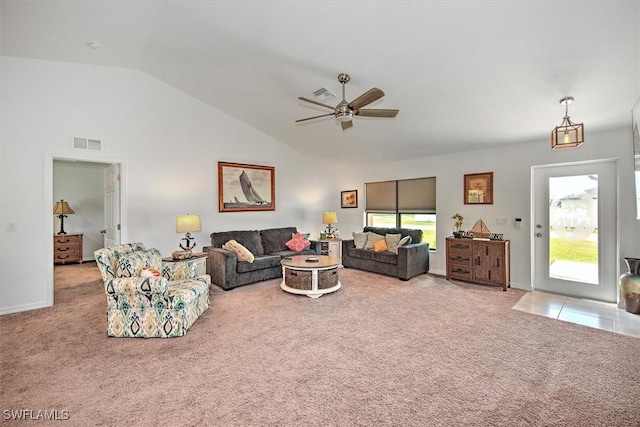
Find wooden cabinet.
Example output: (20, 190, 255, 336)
(446, 238, 510, 291)
(54, 233, 83, 265)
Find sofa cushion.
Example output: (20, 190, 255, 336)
(225, 240, 255, 263)
(210, 230, 264, 255)
(352, 232, 368, 249)
(261, 227, 297, 254)
(347, 248, 374, 261)
(161, 262, 197, 280)
(371, 251, 398, 265)
(365, 232, 385, 249)
(236, 255, 281, 273)
(384, 234, 402, 253)
(286, 232, 311, 251)
(115, 249, 162, 278)
(364, 227, 423, 245)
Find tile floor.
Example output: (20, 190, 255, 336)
(513, 291, 640, 338)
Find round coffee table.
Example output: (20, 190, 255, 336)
(280, 255, 341, 298)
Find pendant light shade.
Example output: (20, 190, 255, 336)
(551, 96, 584, 149)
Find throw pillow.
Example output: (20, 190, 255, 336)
(384, 233, 402, 253)
(140, 267, 161, 278)
(373, 239, 388, 252)
(352, 232, 368, 249)
(393, 235, 413, 254)
(364, 232, 385, 249)
(225, 239, 255, 263)
(115, 249, 162, 278)
(286, 232, 311, 252)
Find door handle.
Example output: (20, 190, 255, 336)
(536, 233, 542, 238)
(100, 229, 106, 234)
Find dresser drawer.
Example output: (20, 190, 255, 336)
(447, 251, 473, 267)
(53, 233, 83, 265)
(448, 266, 473, 281)
(54, 251, 81, 264)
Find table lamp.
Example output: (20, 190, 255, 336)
(322, 211, 337, 238)
(53, 199, 75, 235)
(176, 214, 202, 251)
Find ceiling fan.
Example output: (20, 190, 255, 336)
(296, 73, 399, 130)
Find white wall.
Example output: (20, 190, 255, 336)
(329, 126, 640, 292)
(0, 56, 335, 314)
(53, 160, 107, 261)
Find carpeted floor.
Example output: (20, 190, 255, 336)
(1, 264, 639, 426)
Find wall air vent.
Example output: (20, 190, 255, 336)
(72, 136, 102, 151)
(313, 87, 336, 101)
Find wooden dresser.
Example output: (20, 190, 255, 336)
(446, 237, 510, 291)
(54, 233, 83, 265)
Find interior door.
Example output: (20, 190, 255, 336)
(104, 163, 121, 248)
(532, 160, 618, 302)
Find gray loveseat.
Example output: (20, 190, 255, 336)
(342, 226, 430, 280)
(203, 226, 317, 290)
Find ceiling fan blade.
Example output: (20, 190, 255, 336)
(295, 113, 335, 123)
(341, 120, 353, 130)
(298, 97, 335, 110)
(356, 109, 399, 118)
(348, 88, 385, 110)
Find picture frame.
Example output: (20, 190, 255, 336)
(341, 190, 358, 208)
(218, 161, 275, 212)
(464, 172, 493, 205)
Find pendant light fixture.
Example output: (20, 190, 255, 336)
(551, 96, 584, 149)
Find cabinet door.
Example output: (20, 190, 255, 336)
(473, 242, 505, 285)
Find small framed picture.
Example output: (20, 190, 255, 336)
(341, 190, 358, 208)
(464, 172, 493, 205)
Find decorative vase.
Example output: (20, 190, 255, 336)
(619, 257, 640, 314)
(452, 231, 462, 238)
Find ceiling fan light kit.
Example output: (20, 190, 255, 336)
(551, 96, 584, 149)
(296, 73, 398, 130)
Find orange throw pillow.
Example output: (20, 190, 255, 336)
(373, 239, 388, 252)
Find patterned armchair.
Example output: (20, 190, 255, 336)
(94, 243, 211, 338)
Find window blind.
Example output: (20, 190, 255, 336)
(365, 180, 396, 211)
(398, 177, 436, 213)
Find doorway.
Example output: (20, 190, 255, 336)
(532, 160, 618, 302)
(46, 153, 126, 306)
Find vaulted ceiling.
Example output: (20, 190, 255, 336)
(2, 1, 639, 162)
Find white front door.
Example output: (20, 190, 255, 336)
(532, 160, 618, 302)
(104, 163, 121, 248)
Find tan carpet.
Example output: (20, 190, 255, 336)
(1, 265, 638, 426)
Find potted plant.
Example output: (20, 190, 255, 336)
(451, 213, 464, 238)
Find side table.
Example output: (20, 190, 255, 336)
(162, 252, 207, 276)
(311, 239, 342, 262)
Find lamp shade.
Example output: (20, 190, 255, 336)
(322, 211, 337, 224)
(53, 200, 74, 215)
(176, 214, 202, 233)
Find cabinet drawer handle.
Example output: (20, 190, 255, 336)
(57, 239, 70, 243)
(57, 255, 70, 260)
(58, 247, 69, 251)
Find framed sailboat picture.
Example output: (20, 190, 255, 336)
(218, 162, 275, 212)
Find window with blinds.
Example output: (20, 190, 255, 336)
(365, 177, 436, 249)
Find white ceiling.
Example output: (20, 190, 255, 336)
(2, 1, 639, 163)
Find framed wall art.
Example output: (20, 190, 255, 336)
(464, 172, 493, 205)
(218, 161, 275, 212)
(341, 190, 358, 208)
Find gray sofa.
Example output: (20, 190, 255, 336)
(341, 226, 430, 280)
(203, 226, 317, 290)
